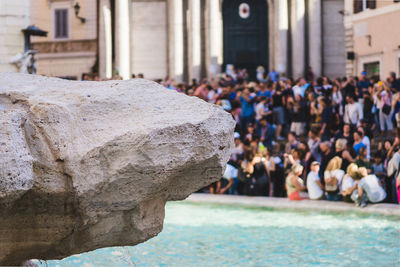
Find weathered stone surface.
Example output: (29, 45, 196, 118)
(0, 73, 235, 265)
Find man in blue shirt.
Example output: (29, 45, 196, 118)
(238, 88, 255, 129)
(353, 130, 366, 155)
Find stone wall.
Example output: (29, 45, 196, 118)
(0, 0, 30, 72)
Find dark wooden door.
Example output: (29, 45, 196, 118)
(223, 0, 268, 80)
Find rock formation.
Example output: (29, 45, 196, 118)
(0, 73, 235, 265)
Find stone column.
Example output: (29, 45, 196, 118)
(115, 0, 131, 80)
(274, 0, 289, 76)
(189, 0, 202, 81)
(291, 0, 306, 78)
(172, 0, 184, 82)
(206, 0, 223, 79)
(308, 0, 322, 77)
(99, 0, 112, 79)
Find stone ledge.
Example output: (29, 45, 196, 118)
(185, 193, 400, 217)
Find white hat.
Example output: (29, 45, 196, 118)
(234, 132, 240, 139)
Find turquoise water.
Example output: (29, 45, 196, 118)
(35, 202, 399, 266)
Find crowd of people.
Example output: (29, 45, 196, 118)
(81, 67, 400, 206)
(156, 68, 400, 206)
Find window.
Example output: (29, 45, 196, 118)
(55, 9, 68, 38)
(353, 0, 376, 14)
(363, 61, 380, 79)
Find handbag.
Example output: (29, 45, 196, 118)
(382, 104, 391, 115)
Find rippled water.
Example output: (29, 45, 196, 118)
(35, 202, 400, 266)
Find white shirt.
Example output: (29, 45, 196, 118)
(255, 102, 265, 121)
(361, 136, 370, 160)
(223, 164, 238, 180)
(324, 169, 345, 190)
(359, 175, 386, 203)
(341, 174, 355, 192)
(344, 102, 363, 125)
(307, 171, 324, 199)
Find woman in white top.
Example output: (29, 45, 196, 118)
(324, 156, 345, 201)
(341, 163, 360, 202)
(331, 82, 343, 116)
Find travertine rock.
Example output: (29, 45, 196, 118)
(0, 73, 235, 265)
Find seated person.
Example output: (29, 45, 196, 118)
(306, 161, 324, 200)
(352, 167, 387, 207)
(324, 156, 345, 201)
(341, 163, 360, 202)
(286, 164, 308, 200)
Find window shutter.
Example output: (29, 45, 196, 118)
(367, 0, 376, 9)
(55, 9, 68, 38)
(353, 0, 362, 13)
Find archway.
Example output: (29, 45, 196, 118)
(222, 0, 268, 80)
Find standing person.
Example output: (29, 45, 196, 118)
(194, 80, 209, 100)
(267, 68, 279, 82)
(387, 141, 400, 203)
(335, 123, 354, 147)
(334, 138, 355, 172)
(377, 82, 393, 135)
(353, 131, 366, 156)
(272, 85, 285, 140)
(357, 127, 370, 160)
(332, 82, 343, 115)
(324, 156, 345, 201)
(288, 94, 307, 136)
(344, 95, 363, 128)
(286, 164, 308, 200)
(307, 162, 324, 200)
(357, 71, 371, 105)
(388, 72, 400, 92)
(307, 129, 321, 163)
(257, 117, 275, 149)
(319, 142, 335, 181)
(237, 88, 255, 129)
(319, 98, 331, 141)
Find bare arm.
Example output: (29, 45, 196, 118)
(218, 178, 234, 194)
(292, 176, 306, 191)
(342, 150, 355, 163)
(316, 180, 324, 190)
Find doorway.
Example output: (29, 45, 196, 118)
(222, 0, 268, 80)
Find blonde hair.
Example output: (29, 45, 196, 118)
(358, 167, 368, 178)
(335, 138, 347, 151)
(291, 164, 304, 175)
(346, 163, 359, 179)
(326, 156, 343, 172)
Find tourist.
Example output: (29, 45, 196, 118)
(341, 163, 360, 203)
(306, 161, 324, 200)
(286, 164, 308, 200)
(324, 156, 345, 201)
(237, 87, 255, 129)
(355, 147, 372, 173)
(220, 162, 237, 195)
(307, 129, 321, 162)
(352, 167, 386, 207)
(353, 131, 366, 156)
(271, 85, 285, 140)
(333, 138, 354, 172)
(344, 95, 363, 127)
(376, 82, 393, 135)
(288, 94, 307, 136)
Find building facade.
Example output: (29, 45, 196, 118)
(0, 0, 31, 72)
(344, 0, 400, 79)
(28, 0, 347, 81)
